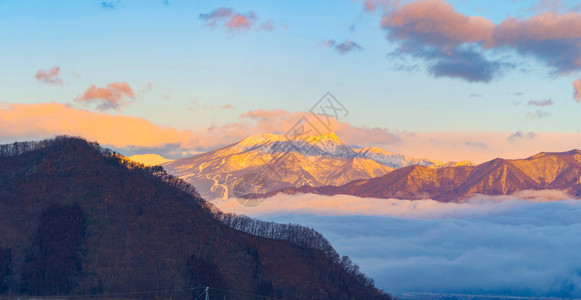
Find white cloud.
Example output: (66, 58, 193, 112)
(212, 193, 581, 297)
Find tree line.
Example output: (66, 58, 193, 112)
(214, 212, 377, 289)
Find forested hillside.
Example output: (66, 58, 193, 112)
(0, 137, 390, 299)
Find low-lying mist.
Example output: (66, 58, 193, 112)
(211, 191, 581, 297)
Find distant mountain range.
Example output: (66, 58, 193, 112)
(162, 132, 469, 200)
(270, 150, 581, 202)
(128, 153, 174, 166)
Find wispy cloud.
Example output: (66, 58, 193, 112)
(321, 39, 363, 54)
(35, 66, 63, 86)
(507, 131, 537, 142)
(199, 7, 274, 32)
(75, 82, 135, 111)
(239, 109, 401, 146)
(100, 1, 120, 9)
(527, 99, 553, 106)
(465, 141, 487, 149)
(526, 110, 551, 119)
(259, 20, 275, 31)
(573, 79, 581, 103)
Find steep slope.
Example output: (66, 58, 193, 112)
(0, 137, 391, 299)
(163, 133, 394, 199)
(270, 150, 581, 202)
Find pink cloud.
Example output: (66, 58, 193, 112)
(238, 109, 400, 145)
(35, 66, 63, 85)
(240, 109, 292, 120)
(361, 0, 399, 13)
(382, 0, 494, 49)
(226, 14, 254, 31)
(3, 104, 581, 163)
(221, 104, 235, 109)
(493, 12, 581, 44)
(76, 82, 135, 111)
(573, 79, 581, 103)
(376, 0, 581, 81)
(199, 7, 272, 32)
(364, 0, 377, 12)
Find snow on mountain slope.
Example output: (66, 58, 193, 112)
(163, 133, 390, 200)
(163, 132, 473, 200)
(354, 146, 474, 169)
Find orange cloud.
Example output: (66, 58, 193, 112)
(3, 104, 579, 164)
(76, 82, 135, 111)
(35, 66, 63, 86)
(238, 109, 401, 145)
(0, 102, 194, 149)
(574, 79, 581, 103)
(226, 14, 253, 31)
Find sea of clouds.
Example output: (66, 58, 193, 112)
(211, 191, 581, 298)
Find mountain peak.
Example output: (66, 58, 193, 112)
(301, 131, 342, 144)
(239, 132, 344, 144)
(529, 149, 581, 159)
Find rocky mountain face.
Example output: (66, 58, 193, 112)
(0, 137, 391, 299)
(162, 132, 469, 200)
(162, 133, 394, 200)
(269, 150, 581, 202)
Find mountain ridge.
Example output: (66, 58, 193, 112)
(0, 136, 391, 299)
(162, 132, 470, 200)
(268, 149, 581, 202)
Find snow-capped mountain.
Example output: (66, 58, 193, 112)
(162, 132, 473, 200)
(354, 146, 474, 169)
(162, 132, 391, 200)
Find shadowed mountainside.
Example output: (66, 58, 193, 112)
(269, 150, 581, 202)
(0, 137, 391, 299)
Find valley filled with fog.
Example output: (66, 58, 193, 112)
(212, 193, 581, 297)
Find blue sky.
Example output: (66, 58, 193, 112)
(2, 0, 581, 161)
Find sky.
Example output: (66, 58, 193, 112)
(2, 0, 581, 162)
(212, 192, 581, 297)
